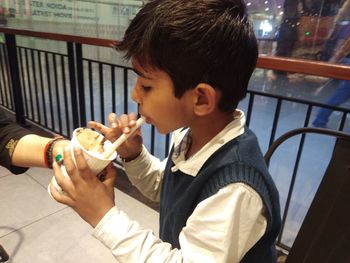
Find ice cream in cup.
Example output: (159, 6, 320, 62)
(48, 127, 117, 196)
(48, 116, 145, 197)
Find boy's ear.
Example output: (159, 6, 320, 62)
(192, 83, 218, 116)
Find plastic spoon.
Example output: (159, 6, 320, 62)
(102, 116, 145, 158)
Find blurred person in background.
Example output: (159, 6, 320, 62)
(268, 0, 346, 82)
(312, 0, 350, 129)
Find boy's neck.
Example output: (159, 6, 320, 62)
(185, 111, 235, 159)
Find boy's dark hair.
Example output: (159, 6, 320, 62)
(116, 0, 258, 112)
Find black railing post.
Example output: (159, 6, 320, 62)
(123, 68, 128, 113)
(4, 33, 25, 125)
(67, 42, 80, 129)
(75, 43, 86, 126)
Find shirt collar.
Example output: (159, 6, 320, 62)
(171, 109, 246, 176)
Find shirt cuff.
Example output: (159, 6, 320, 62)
(122, 146, 153, 178)
(92, 206, 140, 249)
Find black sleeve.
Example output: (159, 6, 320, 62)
(0, 110, 31, 174)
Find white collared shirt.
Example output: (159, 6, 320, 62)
(92, 110, 267, 263)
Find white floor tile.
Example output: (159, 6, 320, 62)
(1, 168, 159, 262)
(0, 166, 12, 178)
(0, 173, 66, 237)
(25, 167, 54, 189)
(0, 208, 115, 263)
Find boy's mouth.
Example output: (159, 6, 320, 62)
(143, 116, 150, 124)
(142, 115, 152, 125)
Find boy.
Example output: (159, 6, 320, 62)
(51, 0, 281, 262)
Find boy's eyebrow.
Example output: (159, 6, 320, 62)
(132, 68, 152, 80)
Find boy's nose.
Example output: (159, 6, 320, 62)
(131, 85, 141, 104)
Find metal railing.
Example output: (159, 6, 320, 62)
(0, 27, 349, 251)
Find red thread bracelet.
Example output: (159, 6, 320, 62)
(44, 136, 64, 168)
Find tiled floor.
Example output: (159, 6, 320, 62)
(0, 166, 159, 263)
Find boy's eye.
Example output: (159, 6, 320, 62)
(141, 85, 152, 92)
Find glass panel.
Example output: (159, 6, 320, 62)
(247, 68, 350, 131)
(0, 0, 144, 38)
(245, 0, 349, 64)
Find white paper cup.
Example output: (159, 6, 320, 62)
(48, 128, 117, 196)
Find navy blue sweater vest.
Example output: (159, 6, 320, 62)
(159, 128, 281, 262)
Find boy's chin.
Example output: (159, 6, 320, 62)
(155, 127, 168, 135)
(155, 126, 172, 135)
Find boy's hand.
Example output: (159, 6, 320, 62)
(89, 112, 143, 161)
(50, 147, 116, 228)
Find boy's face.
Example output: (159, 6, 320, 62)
(131, 59, 194, 134)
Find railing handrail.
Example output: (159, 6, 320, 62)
(1, 26, 350, 81)
(258, 56, 350, 81)
(0, 27, 118, 47)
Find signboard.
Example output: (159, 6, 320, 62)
(0, 0, 143, 25)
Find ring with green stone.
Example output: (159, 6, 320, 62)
(55, 153, 64, 165)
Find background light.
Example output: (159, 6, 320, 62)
(260, 20, 273, 34)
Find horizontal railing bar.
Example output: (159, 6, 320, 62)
(258, 56, 350, 81)
(16, 45, 67, 56)
(0, 27, 118, 48)
(249, 90, 350, 113)
(1, 27, 350, 81)
(83, 58, 129, 69)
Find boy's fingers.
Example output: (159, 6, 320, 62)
(103, 164, 116, 198)
(108, 113, 119, 128)
(119, 114, 130, 131)
(104, 164, 117, 188)
(62, 147, 80, 183)
(119, 113, 138, 133)
(72, 146, 94, 181)
(52, 162, 75, 195)
(50, 181, 75, 207)
(128, 112, 138, 122)
(88, 121, 109, 133)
